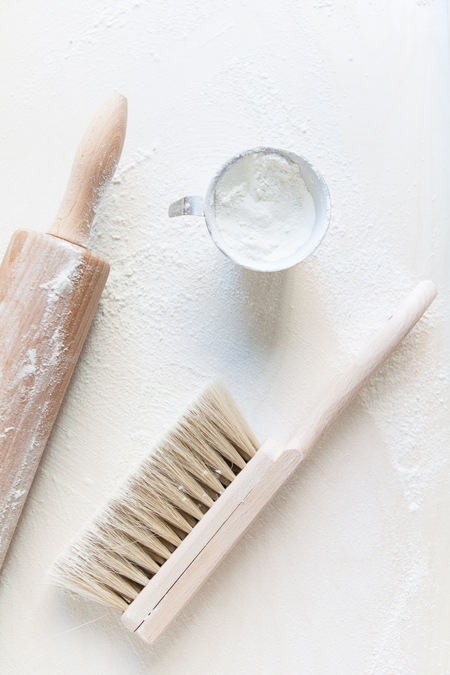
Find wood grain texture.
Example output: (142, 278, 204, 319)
(0, 230, 109, 568)
(122, 280, 437, 644)
(48, 93, 127, 248)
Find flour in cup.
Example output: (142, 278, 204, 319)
(214, 152, 315, 262)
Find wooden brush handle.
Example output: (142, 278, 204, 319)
(122, 280, 437, 644)
(48, 93, 127, 247)
(287, 278, 438, 458)
(0, 95, 127, 570)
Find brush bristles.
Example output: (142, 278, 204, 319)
(49, 379, 259, 611)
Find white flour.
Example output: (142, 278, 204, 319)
(214, 153, 315, 262)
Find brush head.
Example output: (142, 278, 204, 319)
(49, 379, 259, 611)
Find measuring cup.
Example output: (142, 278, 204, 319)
(168, 147, 331, 272)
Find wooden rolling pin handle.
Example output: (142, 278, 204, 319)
(48, 93, 127, 248)
(287, 279, 438, 458)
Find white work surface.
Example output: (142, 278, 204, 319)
(1, 2, 449, 673)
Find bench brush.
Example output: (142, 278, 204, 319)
(50, 280, 437, 644)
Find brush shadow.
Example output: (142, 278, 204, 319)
(50, 586, 160, 666)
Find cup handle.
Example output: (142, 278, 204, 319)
(168, 196, 204, 217)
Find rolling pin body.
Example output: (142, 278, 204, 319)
(0, 231, 108, 566)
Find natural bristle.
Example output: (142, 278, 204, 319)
(49, 379, 259, 610)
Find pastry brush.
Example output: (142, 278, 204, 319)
(51, 280, 437, 644)
(0, 93, 127, 570)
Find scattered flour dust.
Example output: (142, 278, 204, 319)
(214, 152, 315, 262)
(39, 259, 79, 304)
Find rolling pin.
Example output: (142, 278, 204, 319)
(0, 93, 127, 570)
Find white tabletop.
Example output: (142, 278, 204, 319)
(0, 1, 449, 673)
